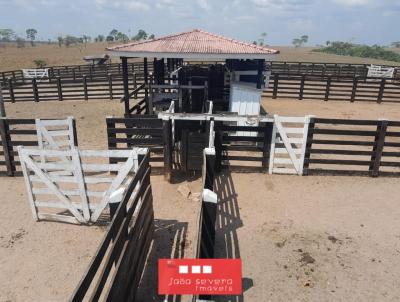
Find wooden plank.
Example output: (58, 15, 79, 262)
(369, 120, 388, 177)
(0, 119, 14, 176)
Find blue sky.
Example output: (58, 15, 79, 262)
(0, 0, 399, 45)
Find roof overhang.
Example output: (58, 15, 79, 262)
(107, 50, 277, 61)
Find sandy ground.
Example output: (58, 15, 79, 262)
(262, 98, 400, 120)
(0, 100, 201, 302)
(1, 98, 400, 301)
(214, 172, 400, 302)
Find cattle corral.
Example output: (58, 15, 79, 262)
(1, 29, 400, 302)
(0, 98, 399, 301)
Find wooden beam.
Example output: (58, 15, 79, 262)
(121, 57, 130, 114)
(257, 59, 264, 89)
(0, 84, 5, 117)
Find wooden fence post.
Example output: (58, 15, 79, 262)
(32, 78, 39, 102)
(325, 76, 331, 101)
(302, 117, 315, 176)
(72, 68, 76, 81)
(133, 73, 137, 97)
(350, 76, 358, 103)
(163, 118, 173, 182)
(200, 190, 217, 259)
(214, 122, 223, 173)
(106, 117, 117, 165)
(369, 120, 388, 177)
(83, 75, 88, 100)
(377, 78, 385, 104)
(299, 75, 305, 100)
(272, 74, 279, 99)
(108, 73, 113, 99)
(8, 78, 15, 103)
(57, 76, 63, 101)
(262, 122, 273, 170)
(204, 150, 216, 191)
(0, 118, 15, 176)
(0, 85, 5, 117)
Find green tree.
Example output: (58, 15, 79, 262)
(109, 29, 119, 39)
(132, 29, 147, 41)
(391, 41, 400, 48)
(115, 32, 129, 42)
(0, 29, 15, 42)
(26, 28, 38, 46)
(97, 34, 105, 42)
(314, 41, 400, 63)
(82, 35, 91, 44)
(258, 32, 267, 46)
(292, 35, 309, 48)
(57, 36, 63, 47)
(148, 34, 155, 40)
(106, 35, 114, 42)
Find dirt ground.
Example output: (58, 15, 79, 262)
(0, 100, 201, 301)
(214, 172, 400, 302)
(1, 98, 400, 301)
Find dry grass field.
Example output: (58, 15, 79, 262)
(1, 44, 400, 71)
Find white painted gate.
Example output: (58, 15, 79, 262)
(18, 147, 148, 224)
(36, 117, 76, 151)
(269, 115, 311, 175)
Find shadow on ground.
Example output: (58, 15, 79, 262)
(137, 219, 188, 302)
(213, 171, 253, 302)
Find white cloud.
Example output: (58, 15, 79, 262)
(197, 0, 211, 10)
(332, 0, 372, 7)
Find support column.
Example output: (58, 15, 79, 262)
(144, 58, 152, 114)
(121, 57, 130, 115)
(163, 118, 173, 182)
(0, 84, 5, 117)
(257, 59, 265, 89)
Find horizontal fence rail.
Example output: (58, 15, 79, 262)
(2, 61, 399, 103)
(214, 121, 274, 172)
(265, 74, 400, 103)
(106, 115, 165, 171)
(71, 151, 154, 302)
(270, 61, 400, 78)
(304, 118, 400, 176)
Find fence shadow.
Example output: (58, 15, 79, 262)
(136, 219, 188, 302)
(213, 171, 251, 302)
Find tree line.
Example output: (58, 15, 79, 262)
(0, 28, 156, 48)
(315, 41, 400, 63)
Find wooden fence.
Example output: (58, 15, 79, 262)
(269, 61, 400, 78)
(0, 62, 149, 86)
(2, 62, 400, 103)
(304, 118, 400, 176)
(214, 121, 273, 172)
(192, 148, 218, 302)
(0, 118, 77, 176)
(266, 74, 400, 103)
(106, 115, 166, 171)
(71, 150, 154, 301)
(1, 74, 145, 103)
